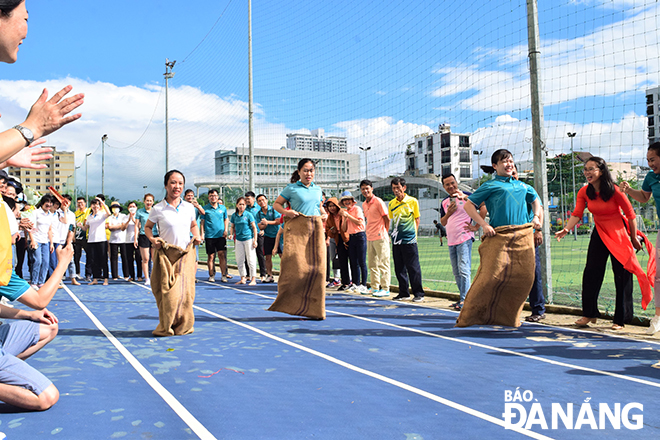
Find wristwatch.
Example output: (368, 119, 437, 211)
(13, 125, 34, 146)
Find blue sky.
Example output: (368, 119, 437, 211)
(0, 0, 657, 200)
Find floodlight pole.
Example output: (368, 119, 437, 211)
(248, 0, 255, 192)
(568, 132, 577, 240)
(164, 59, 176, 173)
(359, 146, 371, 179)
(101, 134, 107, 196)
(526, 0, 553, 302)
(85, 152, 91, 202)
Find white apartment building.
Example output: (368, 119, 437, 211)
(286, 128, 347, 153)
(405, 124, 472, 182)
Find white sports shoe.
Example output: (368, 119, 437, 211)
(358, 285, 370, 295)
(648, 316, 660, 335)
(347, 284, 358, 292)
(208, 276, 215, 282)
(373, 290, 390, 298)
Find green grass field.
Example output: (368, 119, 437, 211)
(199, 232, 657, 320)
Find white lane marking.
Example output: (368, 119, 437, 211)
(192, 304, 554, 440)
(197, 281, 660, 389)
(62, 285, 217, 440)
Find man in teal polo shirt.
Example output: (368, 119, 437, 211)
(200, 189, 229, 282)
(256, 194, 281, 283)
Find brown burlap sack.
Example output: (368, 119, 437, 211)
(268, 215, 326, 319)
(151, 240, 197, 336)
(456, 223, 535, 328)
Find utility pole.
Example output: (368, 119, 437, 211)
(164, 59, 176, 173)
(568, 132, 577, 240)
(526, 0, 553, 302)
(359, 146, 371, 179)
(101, 134, 107, 196)
(248, 0, 255, 192)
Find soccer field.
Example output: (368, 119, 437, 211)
(199, 232, 657, 320)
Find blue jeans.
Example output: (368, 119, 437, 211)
(48, 243, 60, 278)
(31, 242, 50, 285)
(449, 238, 473, 303)
(348, 231, 368, 286)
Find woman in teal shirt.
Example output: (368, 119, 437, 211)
(230, 197, 258, 286)
(269, 159, 328, 319)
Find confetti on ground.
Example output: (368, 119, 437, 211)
(198, 368, 246, 378)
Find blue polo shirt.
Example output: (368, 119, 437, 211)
(642, 171, 660, 215)
(136, 207, 158, 236)
(468, 174, 539, 228)
(231, 211, 256, 241)
(256, 205, 282, 238)
(201, 203, 228, 239)
(280, 181, 322, 216)
(246, 204, 260, 220)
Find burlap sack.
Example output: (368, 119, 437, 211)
(151, 240, 197, 336)
(456, 224, 535, 328)
(268, 215, 326, 319)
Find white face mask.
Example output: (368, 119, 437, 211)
(129, 207, 137, 214)
(112, 208, 120, 214)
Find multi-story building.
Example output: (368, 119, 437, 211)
(286, 128, 347, 153)
(405, 124, 472, 182)
(210, 147, 359, 199)
(7, 148, 75, 194)
(647, 86, 659, 144)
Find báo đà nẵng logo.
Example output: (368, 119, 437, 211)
(502, 388, 643, 430)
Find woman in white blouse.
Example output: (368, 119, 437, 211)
(84, 196, 111, 285)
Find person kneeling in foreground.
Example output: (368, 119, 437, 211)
(0, 245, 74, 410)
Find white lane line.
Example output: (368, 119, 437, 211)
(198, 281, 660, 390)
(192, 304, 554, 440)
(62, 285, 217, 440)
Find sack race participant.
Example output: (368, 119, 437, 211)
(269, 159, 327, 319)
(150, 241, 197, 337)
(459, 149, 542, 328)
(145, 170, 201, 336)
(456, 224, 535, 327)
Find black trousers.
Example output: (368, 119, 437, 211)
(335, 234, 351, 286)
(392, 243, 424, 298)
(245, 234, 266, 277)
(109, 243, 128, 279)
(123, 243, 137, 279)
(15, 236, 28, 279)
(88, 241, 109, 280)
(74, 238, 92, 277)
(582, 226, 633, 326)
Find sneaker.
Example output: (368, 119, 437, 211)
(648, 316, 660, 335)
(208, 276, 215, 282)
(337, 285, 348, 291)
(267, 275, 275, 283)
(373, 290, 390, 298)
(359, 285, 370, 295)
(331, 280, 341, 287)
(347, 283, 358, 292)
(393, 295, 410, 301)
(221, 275, 228, 283)
(412, 296, 424, 303)
(326, 281, 335, 288)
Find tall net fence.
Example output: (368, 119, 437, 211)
(74, 0, 660, 318)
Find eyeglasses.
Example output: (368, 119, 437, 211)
(583, 167, 599, 173)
